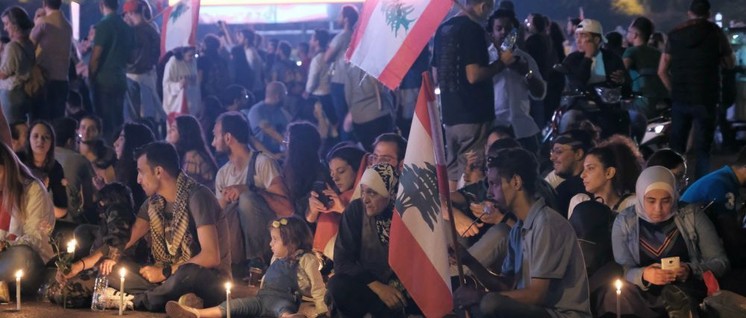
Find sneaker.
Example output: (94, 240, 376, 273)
(178, 293, 204, 309)
(101, 287, 135, 310)
(661, 285, 697, 318)
(166, 300, 200, 318)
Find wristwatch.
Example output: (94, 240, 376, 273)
(162, 265, 172, 279)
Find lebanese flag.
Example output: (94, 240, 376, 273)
(346, 0, 451, 90)
(160, 0, 200, 57)
(390, 73, 452, 317)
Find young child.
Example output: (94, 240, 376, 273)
(166, 216, 328, 318)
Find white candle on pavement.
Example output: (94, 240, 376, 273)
(225, 282, 232, 318)
(15, 270, 22, 311)
(119, 268, 127, 316)
(615, 279, 623, 318)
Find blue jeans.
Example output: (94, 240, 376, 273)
(669, 101, 716, 178)
(219, 258, 300, 317)
(0, 87, 29, 123)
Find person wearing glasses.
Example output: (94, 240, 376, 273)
(326, 163, 419, 317)
(546, 129, 595, 218)
(367, 133, 407, 171)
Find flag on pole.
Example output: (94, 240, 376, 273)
(160, 0, 200, 56)
(346, 0, 452, 90)
(390, 73, 452, 317)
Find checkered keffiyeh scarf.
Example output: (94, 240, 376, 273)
(147, 173, 198, 267)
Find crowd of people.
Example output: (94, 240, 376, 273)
(0, 0, 742, 317)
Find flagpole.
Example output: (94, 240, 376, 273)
(422, 71, 470, 314)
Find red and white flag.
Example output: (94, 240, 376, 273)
(346, 0, 452, 90)
(160, 0, 200, 56)
(390, 73, 452, 317)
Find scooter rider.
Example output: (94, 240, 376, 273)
(559, 19, 633, 138)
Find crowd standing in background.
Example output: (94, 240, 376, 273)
(0, 0, 743, 317)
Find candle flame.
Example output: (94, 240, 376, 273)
(225, 282, 232, 291)
(614, 279, 623, 290)
(15, 270, 23, 279)
(66, 239, 77, 253)
(119, 267, 127, 278)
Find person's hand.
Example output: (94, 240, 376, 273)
(454, 210, 481, 238)
(368, 281, 404, 310)
(675, 264, 691, 282)
(222, 185, 248, 202)
(308, 193, 326, 216)
(454, 285, 483, 309)
(179, 78, 188, 88)
(642, 263, 676, 285)
(93, 175, 106, 190)
(499, 50, 516, 65)
(321, 187, 345, 213)
(140, 265, 167, 283)
(35, 8, 45, 20)
(472, 202, 505, 224)
(463, 151, 484, 184)
(57, 261, 84, 284)
(99, 259, 117, 276)
(610, 70, 626, 84)
(302, 91, 310, 100)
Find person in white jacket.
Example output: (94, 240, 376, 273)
(0, 142, 55, 295)
(163, 46, 201, 121)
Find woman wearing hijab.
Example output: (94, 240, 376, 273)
(603, 166, 729, 317)
(326, 163, 419, 318)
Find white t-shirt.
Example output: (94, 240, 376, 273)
(567, 193, 636, 219)
(215, 152, 280, 201)
(544, 170, 566, 189)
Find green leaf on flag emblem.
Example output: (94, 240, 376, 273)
(169, 1, 189, 23)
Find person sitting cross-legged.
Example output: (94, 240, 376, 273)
(454, 148, 591, 318)
(98, 141, 232, 312)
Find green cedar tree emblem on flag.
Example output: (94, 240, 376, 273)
(395, 162, 440, 231)
(169, 1, 189, 23)
(381, 0, 416, 37)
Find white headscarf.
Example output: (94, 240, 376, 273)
(635, 166, 677, 223)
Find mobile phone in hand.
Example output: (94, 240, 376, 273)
(661, 256, 680, 271)
(313, 181, 333, 208)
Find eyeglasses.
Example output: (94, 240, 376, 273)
(368, 154, 395, 165)
(271, 218, 288, 228)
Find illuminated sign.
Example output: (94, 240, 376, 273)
(199, 4, 329, 24)
(170, 0, 363, 5)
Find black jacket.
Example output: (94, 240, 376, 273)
(562, 48, 631, 96)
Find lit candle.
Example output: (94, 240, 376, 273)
(225, 282, 232, 318)
(15, 270, 22, 311)
(615, 279, 623, 318)
(119, 268, 126, 316)
(66, 239, 77, 254)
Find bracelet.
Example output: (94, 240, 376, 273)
(80, 259, 86, 270)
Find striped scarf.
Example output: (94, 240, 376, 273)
(147, 173, 198, 267)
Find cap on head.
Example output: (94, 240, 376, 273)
(576, 19, 607, 43)
(122, 0, 142, 14)
(689, 0, 711, 16)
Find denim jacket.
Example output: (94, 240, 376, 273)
(612, 204, 730, 290)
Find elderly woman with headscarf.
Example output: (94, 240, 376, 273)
(604, 166, 729, 317)
(326, 163, 418, 317)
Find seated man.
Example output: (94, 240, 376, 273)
(455, 148, 591, 318)
(547, 130, 594, 217)
(101, 142, 231, 311)
(326, 163, 418, 317)
(245, 81, 292, 155)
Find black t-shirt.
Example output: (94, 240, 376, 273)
(432, 15, 495, 126)
(555, 175, 587, 219)
(666, 19, 732, 105)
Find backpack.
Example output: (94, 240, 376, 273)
(17, 42, 45, 98)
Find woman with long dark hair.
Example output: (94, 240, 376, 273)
(0, 142, 54, 296)
(20, 120, 68, 219)
(167, 114, 218, 189)
(113, 122, 155, 208)
(282, 122, 330, 217)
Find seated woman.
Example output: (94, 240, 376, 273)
(326, 163, 419, 317)
(306, 143, 365, 258)
(19, 120, 68, 219)
(167, 115, 218, 190)
(0, 143, 55, 297)
(599, 166, 730, 318)
(568, 135, 643, 217)
(48, 183, 140, 307)
(283, 122, 331, 219)
(90, 140, 117, 189)
(113, 122, 155, 208)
